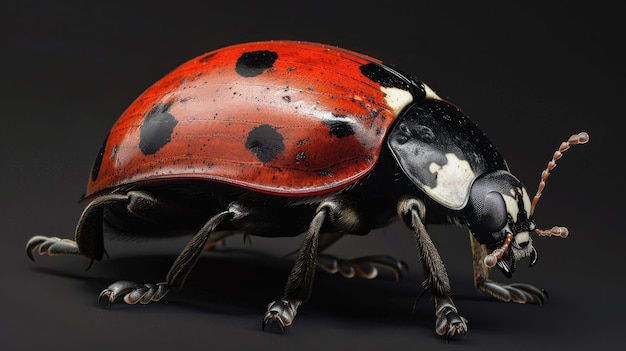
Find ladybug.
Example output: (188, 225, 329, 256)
(26, 41, 588, 340)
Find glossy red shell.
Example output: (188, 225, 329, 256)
(87, 41, 413, 197)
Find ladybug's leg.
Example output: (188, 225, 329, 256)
(263, 196, 369, 332)
(26, 194, 130, 264)
(469, 235, 547, 304)
(98, 200, 238, 306)
(286, 233, 407, 281)
(397, 196, 468, 340)
(262, 208, 324, 332)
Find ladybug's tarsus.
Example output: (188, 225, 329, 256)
(316, 254, 409, 281)
(26, 236, 81, 261)
(478, 280, 548, 305)
(435, 296, 469, 341)
(262, 298, 301, 332)
(98, 281, 170, 306)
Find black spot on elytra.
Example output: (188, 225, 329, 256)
(360, 63, 411, 90)
(139, 102, 178, 155)
(91, 133, 109, 181)
(245, 124, 285, 163)
(236, 50, 278, 77)
(322, 114, 355, 138)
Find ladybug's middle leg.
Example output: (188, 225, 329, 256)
(397, 195, 468, 340)
(263, 195, 370, 332)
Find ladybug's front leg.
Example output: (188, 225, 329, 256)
(397, 196, 468, 340)
(469, 235, 547, 304)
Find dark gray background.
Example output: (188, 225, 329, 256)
(2, 1, 622, 350)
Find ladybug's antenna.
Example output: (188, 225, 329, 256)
(529, 132, 589, 216)
(535, 226, 569, 238)
(484, 233, 513, 267)
(529, 131, 589, 240)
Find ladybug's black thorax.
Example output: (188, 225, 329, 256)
(385, 99, 509, 212)
(390, 100, 508, 177)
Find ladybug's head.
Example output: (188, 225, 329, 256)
(466, 170, 539, 278)
(465, 132, 589, 278)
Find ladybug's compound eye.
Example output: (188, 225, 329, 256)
(465, 170, 523, 246)
(480, 191, 508, 232)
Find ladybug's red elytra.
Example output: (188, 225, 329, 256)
(26, 41, 588, 340)
(87, 41, 421, 198)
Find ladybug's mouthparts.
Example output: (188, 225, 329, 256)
(483, 233, 540, 278)
(483, 226, 569, 277)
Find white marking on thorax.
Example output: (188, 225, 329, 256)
(423, 153, 475, 209)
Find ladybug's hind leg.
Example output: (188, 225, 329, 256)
(397, 195, 468, 341)
(26, 193, 130, 264)
(98, 202, 236, 306)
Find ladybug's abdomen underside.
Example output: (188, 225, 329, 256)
(87, 41, 415, 197)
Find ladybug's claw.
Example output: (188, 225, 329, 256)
(98, 281, 170, 306)
(262, 298, 301, 333)
(435, 297, 468, 341)
(316, 254, 408, 281)
(262, 311, 285, 333)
